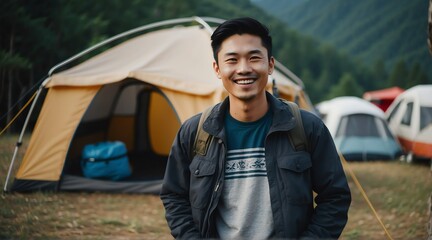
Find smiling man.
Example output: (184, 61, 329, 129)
(213, 33, 272, 122)
(160, 17, 351, 239)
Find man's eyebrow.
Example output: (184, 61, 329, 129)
(249, 49, 264, 55)
(223, 52, 238, 57)
(223, 49, 264, 57)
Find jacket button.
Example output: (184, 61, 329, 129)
(296, 163, 301, 170)
(218, 139, 222, 144)
(194, 169, 200, 175)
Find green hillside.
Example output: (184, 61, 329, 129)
(2, 0, 429, 130)
(253, 0, 432, 79)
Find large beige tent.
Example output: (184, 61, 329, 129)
(5, 17, 313, 193)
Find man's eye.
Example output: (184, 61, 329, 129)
(225, 58, 237, 63)
(250, 56, 262, 61)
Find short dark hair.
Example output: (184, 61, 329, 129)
(211, 17, 273, 64)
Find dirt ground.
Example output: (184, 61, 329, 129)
(0, 161, 430, 240)
(0, 135, 431, 239)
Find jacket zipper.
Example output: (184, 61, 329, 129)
(205, 178, 223, 238)
(204, 140, 225, 238)
(214, 181, 221, 192)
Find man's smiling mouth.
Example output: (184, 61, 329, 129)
(234, 79, 255, 85)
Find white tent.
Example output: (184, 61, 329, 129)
(385, 85, 432, 162)
(317, 96, 402, 161)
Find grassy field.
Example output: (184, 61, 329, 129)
(0, 134, 431, 239)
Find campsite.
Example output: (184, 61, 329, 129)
(1, 1, 432, 239)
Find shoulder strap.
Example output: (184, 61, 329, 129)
(192, 100, 309, 157)
(279, 99, 309, 152)
(192, 106, 214, 157)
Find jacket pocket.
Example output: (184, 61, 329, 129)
(189, 156, 217, 209)
(276, 151, 313, 204)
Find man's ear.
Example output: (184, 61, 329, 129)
(213, 61, 221, 79)
(268, 57, 275, 75)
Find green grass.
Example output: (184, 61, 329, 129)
(1, 134, 431, 239)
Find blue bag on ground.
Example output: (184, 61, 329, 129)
(81, 141, 132, 181)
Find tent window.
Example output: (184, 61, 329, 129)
(420, 106, 432, 130)
(401, 102, 413, 126)
(336, 114, 380, 138)
(387, 100, 401, 122)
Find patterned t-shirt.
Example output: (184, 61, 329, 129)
(216, 109, 274, 240)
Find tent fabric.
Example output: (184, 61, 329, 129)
(317, 96, 402, 161)
(363, 87, 404, 111)
(10, 22, 313, 194)
(16, 86, 100, 181)
(46, 26, 303, 98)
(385, 85, 432, 159)
(363, 87, 404, 101)
(46, 27, 218, 93)
(59, 175, 162, 194)
(11, 179, 58, 192)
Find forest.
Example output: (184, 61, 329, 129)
(254, 0, 432, 77)
(1, 0, 431, 131)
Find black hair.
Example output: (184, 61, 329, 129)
(211, 17, 273, 64)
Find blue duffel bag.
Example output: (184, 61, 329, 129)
(81, 141, 132, 181)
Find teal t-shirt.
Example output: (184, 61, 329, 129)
(216, 109, 274, 239)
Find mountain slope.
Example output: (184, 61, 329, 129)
(253, 0, 432, 77)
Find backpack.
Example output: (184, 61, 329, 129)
(192, 99, 308, 157)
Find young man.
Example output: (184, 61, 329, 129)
(160, 17, 351, 239)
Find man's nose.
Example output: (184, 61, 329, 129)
(237, 59, 252, 74)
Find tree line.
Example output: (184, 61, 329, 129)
(1, 0, 430, 132)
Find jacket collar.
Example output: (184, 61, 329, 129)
(202, 92, 297, 138)
(267, 92, 297, 133)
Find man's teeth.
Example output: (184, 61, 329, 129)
(236, 79, 254, 85)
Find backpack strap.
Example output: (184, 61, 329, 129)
(192, 106, 214, 157)
(191, 99, 309, 158)
(279, 99, 309, 152)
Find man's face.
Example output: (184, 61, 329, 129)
(213, 34, 275, 102)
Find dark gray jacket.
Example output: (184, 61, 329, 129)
(160, 93, 351, 239)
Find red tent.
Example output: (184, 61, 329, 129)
(363, 87, 404, 112)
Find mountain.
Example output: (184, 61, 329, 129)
(253, 0, 432, 78)
(3, 0, 428, 131)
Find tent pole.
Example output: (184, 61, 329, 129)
(47, 16, 219, 77)
(192, 16, 215, 34)
(3, 85, 44, 193)
(274, 59, 305, 89)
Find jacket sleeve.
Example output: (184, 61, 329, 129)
(160, 117, 201, 239)
(301, 113, 352, 239)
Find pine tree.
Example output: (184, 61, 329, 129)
(388, 60, 408, 88)
(326, 73, 363, 99)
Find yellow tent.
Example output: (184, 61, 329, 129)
(6, 17, 313, 193)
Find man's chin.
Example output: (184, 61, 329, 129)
(234, 93, 257, 102)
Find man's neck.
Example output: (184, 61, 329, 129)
(228, 93, 268, 122)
